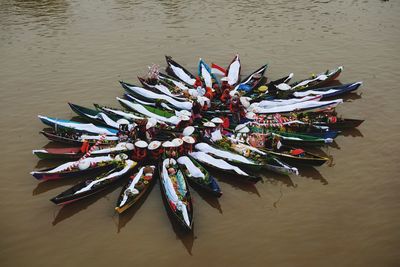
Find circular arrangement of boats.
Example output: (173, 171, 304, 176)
(31, 55, 363, 231)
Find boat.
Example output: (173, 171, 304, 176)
(50, 159, 136, 205)
(271, 132, 333, 147)
(32, 142, 135, 160)
(159, 158, 193, 231)
(225, 54, 241, 86)
(116, 97, 181, 125)
(115, 165, 157, 214)
(292, 81, 362, 99)
(165, 56, 196, 86)
(198, 58, 220, 89)
(232, 64, 268, 95)
(158, 72, 194, 92)
(188, 152, 261, 183)
(138, 77, 186, 100)
(210, 137, 299, 176)
(93, 103, 145, 122)
(177, 156, 222, 197)
(40, 129, 119, 146)
(120, 81, 193, 110)
(260, 146, 329, 167)
(31, 155, 118, 181)
(194, 142, 264, 172)
(68, 103, 124, 129)
(289, 66, 343, 90)
(38, 115, 118, 136)
(312, 118, 364, 130)
(250, 99, 343, 114)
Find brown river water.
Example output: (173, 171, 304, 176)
(1, 0, 399, 266)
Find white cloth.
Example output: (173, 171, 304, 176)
(117, 98, 181, 125)
(39, 116, 116, 135)
(227, 56, 240, 85)
(169, 65, 196, 85)
(251, 99, 342, 114)
(195, 142, 255, 164)
(123, 84, 193, 110)
(189, 152, 249, 176)
(119, 166, 147, 207)
(74, 160, 135, 195)
(177, 156, 205, 179)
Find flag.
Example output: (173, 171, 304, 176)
(211, 63, 226, 76)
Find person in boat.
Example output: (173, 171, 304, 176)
(203, 121, 216, 139)
(211, 117, 224, 131)
(191, 100, 203, 124)
(117, 119, 130, 142)
(145, 118, 157, 141)
(136, 119, 148, 140)
(176, 115, 191, 130)
(220, 89, 231, 106)
(172, 138, 184, 156)
(162, 141, 176, 158)
(148, 140, 163, 161)
(194, 76, 203, 89)
(182, 136, 195, 154)
(272, 135, 283, 151)
(267, 82, 278, 97)
(230, 93, 244, 123)
(212, 83, 221, 96)
(220, 77, 232, 91)
(132, 140, 148, 161)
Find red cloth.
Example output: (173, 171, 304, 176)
(80, 141, 89, 153)
(290, 149, 305, 156)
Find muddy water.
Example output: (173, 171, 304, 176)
(1, 0, 399, 266)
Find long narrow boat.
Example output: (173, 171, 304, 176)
(292, 81, 362, 99)
(33, 142, 134, 160)
(210, 137, 299, 175)
(194, 142, 264, 172)
(116, 97, 181, 125)
(68, 103, 124, 129)
(177, 156, 222, 197)
(158, 72, 194, 91)
(159, 158, 193, 231)
(188, 152, 261, 183)
(38, 115, 118, 136)
(232, 64, 268, 95)
(93, 103, 145, 122)
(115, 165, 157, 214)
(271, 132, 333, 147)
(259, 146, 329, 167)
(120, 81, 193, 110)
(165, 56, 196, 86)
(138, 77, 187, 100)
(312, 118, 364, 130)
(226, 54, 241, 86)
(198, 58, 219, 89)
(50, 159, 137, 205)
(40, 129, 119, 146)
(251, 99, 343, 114)
(31, 155, 118, 181)
(289, 66, 343, 90)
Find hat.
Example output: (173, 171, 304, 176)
(182, 126, 195, 136)
(182, 136, 196, 144)
(258, 85, 268, 92)
(211, 117, 224, 124)
(235, 124, 250, 133)
(245, 112, 257, 120)
(203, 121, 216, 128)
(148, 140, 161, 150)
(179, 115, 190, 122)
(146, 118, 157, 130)
(221, 77, 229, 82)
(117, 119, 129, 125)
(162, 141, 174, 148)
(135, 140, 148, 148)
(172, 138, 184, 147)
(176, 110, 191, 117)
